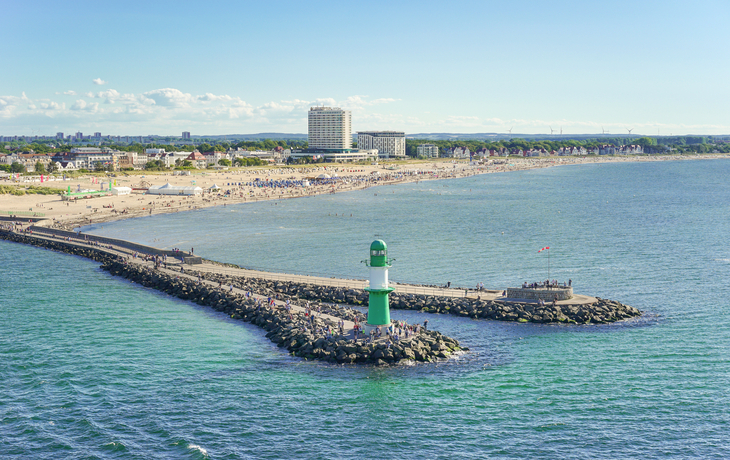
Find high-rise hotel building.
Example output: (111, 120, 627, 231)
(308, 107, 352, 150)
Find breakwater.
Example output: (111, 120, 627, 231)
(1, 228, 641, 326)
(194, 272, 641, 324)
(0, 230, 464, 365)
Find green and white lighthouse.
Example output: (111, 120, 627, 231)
(364, 239, 395, 334)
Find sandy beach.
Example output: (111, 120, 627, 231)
(1, 153, 727, 231)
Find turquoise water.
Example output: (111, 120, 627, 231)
(2, 159, 730, 458)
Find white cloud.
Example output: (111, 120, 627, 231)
(312, 97, 337, 107)
(142, 88, 194, 107)
(71, 99, 87, 110)
(340, 95, 400, 110)
(89, 89, 122, 103)
(371, 98, 398, 105)
(197, 93, 233, 102)
(70, 99, 99, 112)
(6, 86, 726, 136)
(93, 78, 107, 85)
(39, 102, 62, 110)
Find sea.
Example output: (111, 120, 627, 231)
(2, 158, 729, 459)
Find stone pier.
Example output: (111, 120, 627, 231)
(505, 286, 573, 302)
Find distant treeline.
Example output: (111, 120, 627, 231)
(0, 139, 309, 155)
(405, 136, 730, 156)
(2, 135, 728, 156)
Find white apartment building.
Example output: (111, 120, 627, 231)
(68, 147, 120, 169)
(417, 143, 440, 158)
(357, 131, 406, 159)
(163, 151, 194, 168)
(308, 107, 352, 150)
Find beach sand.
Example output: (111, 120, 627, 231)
(1, 154, 726, 230)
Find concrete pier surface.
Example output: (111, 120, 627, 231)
(9, 221, 599, 307)
(5, 228, 357, 335)
(2, 227, 471, 364)
(3, 225, 640, 327)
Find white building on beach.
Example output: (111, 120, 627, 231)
(417, 144, 439, 158)
(290, 106, 377, 162)
(308, 107, 352, 150)
(147, 183, 203, 196)
(357, 131, 406, 159)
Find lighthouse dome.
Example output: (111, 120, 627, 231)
(370, 239, 387, 252)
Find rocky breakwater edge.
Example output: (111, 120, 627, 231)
(102, 261, 464, 365)
(197, 271, 642, 325)
(0, 231, 464, 366)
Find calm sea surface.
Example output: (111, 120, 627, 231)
(2, 159, 729, 459)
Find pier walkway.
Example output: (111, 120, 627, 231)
(10, 222, 597, 307)
(5, 228, 363, 338)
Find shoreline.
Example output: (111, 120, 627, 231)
(1, 154, 727, 232)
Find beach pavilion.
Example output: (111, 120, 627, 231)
(147, 183, 203, 196)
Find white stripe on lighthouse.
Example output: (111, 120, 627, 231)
(369, 266, 388, 289)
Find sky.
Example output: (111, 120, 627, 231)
(2, 0, 730, 137)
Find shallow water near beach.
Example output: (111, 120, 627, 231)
(2, 159, 730, 459)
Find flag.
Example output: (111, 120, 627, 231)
(538, 246, 550, 253)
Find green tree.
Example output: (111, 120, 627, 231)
(35, 161, 46, 174)
(634, 137, 657, 148)
(48, 161, 59, 173)
(218, 159, 232, 166)
(10, 163, 25, 173)
(197, 143, 214, 153)
(144, 160, 166, 170)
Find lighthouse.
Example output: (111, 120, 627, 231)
(364, 239, 395, 334)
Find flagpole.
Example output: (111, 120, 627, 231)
(548, 247, 550, 281)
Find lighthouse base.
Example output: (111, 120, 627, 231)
(363, 323, 390, 336)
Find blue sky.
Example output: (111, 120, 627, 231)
(2, 0, 729, 136)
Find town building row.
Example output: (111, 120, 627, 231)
(0, 146, 291, 173)
(416, 144, 644, 158)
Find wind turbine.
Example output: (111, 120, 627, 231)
(507, 127, 513, 135)
(626, 128, 634, 135)
(560, 127, 563, 136)
(601, 127, 609, 135)
(550, 126, 555, 135)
